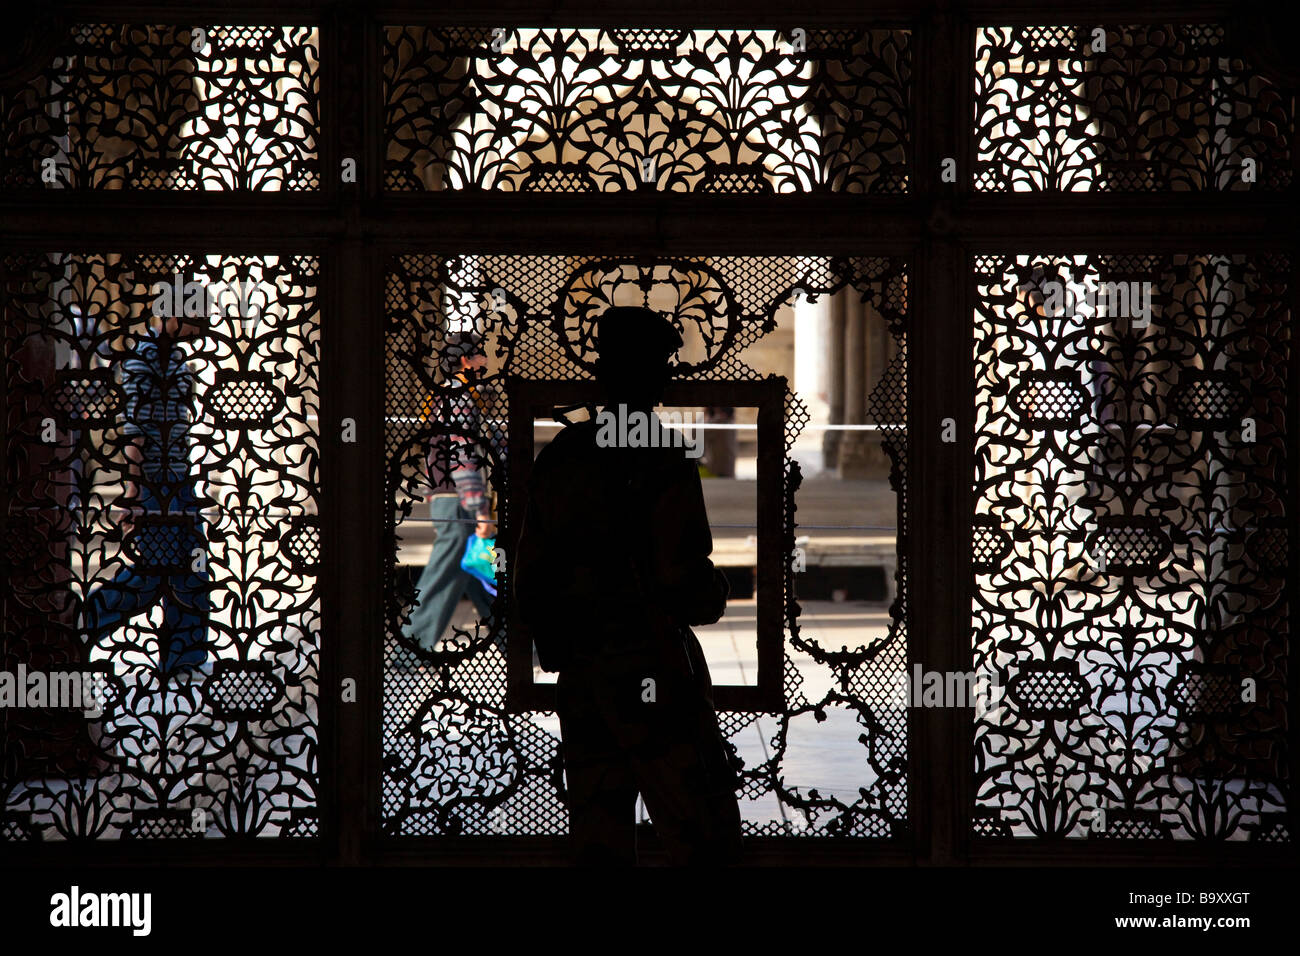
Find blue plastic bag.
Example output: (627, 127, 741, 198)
(460, 534, 498, 597)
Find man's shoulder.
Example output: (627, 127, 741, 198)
(535, 418, 598, 464)
(529, 419, 599, 482)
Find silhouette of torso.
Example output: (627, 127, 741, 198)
(515, 409, 742, 865)
(517, 413, 726, 670)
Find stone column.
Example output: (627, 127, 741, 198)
(792, 289, 831, 476)
(838, 292, 874, 477)
(823, 289, 846, 468)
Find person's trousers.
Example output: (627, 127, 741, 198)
(85, 479, 210, 675)
(402, 494, 494, 652)
(556, 631, 742, 865)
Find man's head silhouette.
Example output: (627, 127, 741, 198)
(594, 306, 682, 412)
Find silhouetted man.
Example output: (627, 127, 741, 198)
(514, 306, 742, 865)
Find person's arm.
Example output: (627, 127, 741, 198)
(449, 448, 494, 537)
(447, 391, 496, 537)
(650, 459, 729, 626)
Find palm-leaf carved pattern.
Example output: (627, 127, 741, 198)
(1, 23, 319, 191)
(383, 28, 909, 193)
(974, 24, 1293, 191)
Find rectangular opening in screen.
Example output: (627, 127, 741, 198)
(506, 378, 784, 712)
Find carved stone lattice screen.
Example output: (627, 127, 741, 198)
(973, 24, 1292, 192)
(1, 7, 1294, 867)
(972, 253, 1289, 841)
(383, 254, 909, 838)
(383, 27, 910, 193)
(1, 252, 321, 839)
(0, 23, 320, 191)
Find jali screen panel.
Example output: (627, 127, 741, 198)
(973, 24, 1293, 192)
(383, 27, 910, 193)
(2, 252, 321, 839)
(382, 253, 909, 838)
(973, 252, 1289, 841)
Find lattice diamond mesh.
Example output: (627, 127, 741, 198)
(384, 253, 908, 838)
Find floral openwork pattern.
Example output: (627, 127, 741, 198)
(973, 253, 1290, 840)
(2, 252, 320, 840)
(383, 28, 910, 193)
(383, 253, 909, 837)
(974, 24, 1293, 191)
(1, 23, 320, 191)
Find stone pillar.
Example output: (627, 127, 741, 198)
(863, 301, 894, 474)
(792, 290, 831, 476)
(838, 292, 874, 477)
(702, 405, 736, 477)
(823, 290, 846, 468)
